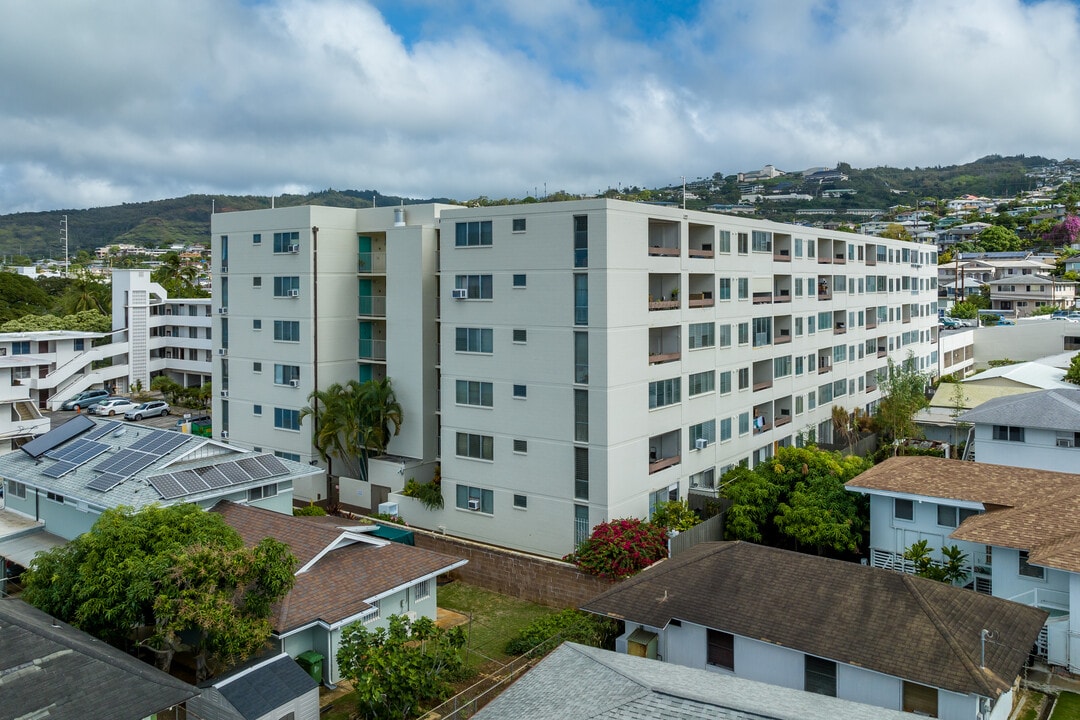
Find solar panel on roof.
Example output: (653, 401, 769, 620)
(129, 430, 190, 456)
(93, 449, 158, 479)
(176, 473, 211, 494)
(86, 421, 121, 440)
(21, 414, 96, 459)
(194, 466, 230, 488)
(147, 474, 187, 500)
(218, 462, 253, 485)
(86, 473, 126, 493)
(237, 457, 272, 480)
(254, 454, 290, 476)
(43, 461, 80, 478)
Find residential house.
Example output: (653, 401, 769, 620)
(846, 455, 1080, 674)
(958, 387, 1080, 472)
(581, 541, 1045, 720)
(0, 414, 323, 573)
(962, 361, 1071, 391)
(187, 652, 319, 720)
(213, 199, 938, 557)
(989, 274, 1076, 317)
(936, 222, 992, 250)
(211, 501, 467, 685)
(475, 642, 915, 720)
(0, 596, 199, 720)
(915, 381, 1033, 444)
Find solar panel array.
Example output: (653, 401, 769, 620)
(21, 414, 96, 458)
(86, 421, 122, 440)
(93, 449, 159, 480)
(129, 429, 191, 456)
(147, 454, 292, 500)
(41, 439, 111, 478)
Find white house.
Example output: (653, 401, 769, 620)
(846, 455, 1080, 674)
(581, 541, 1046, 720)
(211, 199, 939, 558)
(958, 387, 1080, 472)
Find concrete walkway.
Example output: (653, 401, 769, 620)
(1026, 665, 1080, 696)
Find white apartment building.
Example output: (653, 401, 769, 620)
(212, 200, 938, 557)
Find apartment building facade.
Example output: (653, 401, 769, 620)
(212, 200, 938, 557)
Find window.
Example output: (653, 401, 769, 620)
(804, 656, 837, 697)
(574, 274, 588, 325)
(252, 319, 262, 330)
(574, 215, 588, 267)
(456, 433, 494, 460)
(273, 231, 299, 253)
(649, 378, 681, 409)
(274, 364, 300, 385)
(46, 491, 64, 504)
(739, 412, 750, 435)
(752, 317, 772, 347)
(456, 327, 493, 353)
(74, 339, 85, 351)
(737, 232, 749, 254)
(902, 681, 938, 717)
(795, 356, 804, 375)
(1019, 551, 1045, 580)
(513, 384, 527, 398)
(719, 324, 732, 347)
(456, 380, 493, 407)
(273, 276, 300, 297)
(688, 322, 715, 349)
(248, 484, 278, 501)
(513, 328, 527, 343)
(274, 408, 300, 431)
(718, 230, 731, 253)
(513, 494, 528, 509)
(512, 273, 527, 287)
(11, 342, 29, 355)
(456, 484, 494, 513)
(795, 277, 803, 297)
(718, 278, 731, 300)
(365, 600, 381, 623)
(253, 404, 262, 416)
(253, 276, 262, 288)
(253, 233, 261, 245)
(6, 480, 26, 499)
(751, 230, 772, 252)
(795, 237, 803, 257)
(455, 220, 493, 247)
(415, 579, 431, 600)
(992, 425, 1025, 442)
(774, 355, 791, 378)
(737, 278, 749, 300)
(738, 322, 749, 345)
(512, 218, 526, 232)
(894, 498, 914, 521)
(455, 274, 493, 299)
(688, 371, 715, 396)
(706, 630, 734, 670)
(12, 367, 29, 380)
(720, 418, 732, 441)
(274, 450, 301, 462)
(253, 362, 262, 373)
(575, 447, 589, 500)
(273, 320, 300, 342)
(690, 420, 716, 447)
(575, 331, 589, 383)
(513, 439, 528, 453)
(575, 389, 589, 442)
(719, 371, 732, 394)
(737, 367, 749, 390)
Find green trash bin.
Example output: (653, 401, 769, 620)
(296, 651, 324, 684)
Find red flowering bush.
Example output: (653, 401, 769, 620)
(563, 518, 669, 580)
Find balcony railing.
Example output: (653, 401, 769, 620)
(774, 414, 792, 427)
(753, 380, 773, 392)
(359, 338, 387, 360)
(866, 318, 878, 329)
(688, 248, 714, 258)
(818, 290, 832, 300)
(648, 351, 680, 365)
(877, 347, 887, 358)
(818, 256, 832, 264)
(865, 256, 877, 266)
(818, 363, 831, 374)
(358, 295, 387, 317)
(752, 292, 773, 305)
(834, 254, 847, 264)
(834, 323, 846, 334)
(773, 250, 791, 262)
(775, 331, 791, 344)
(774, 290, 791, 303)
(649, 454, 681, 474)
(358, 252, 387, 273)
(688, 293, 714, 308)
(648, 299, 680, 311)
(648, 246, 680, 257)
(866, 384, 877, 393)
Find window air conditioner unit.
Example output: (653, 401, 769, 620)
(220, 390, 228, 398)
(218, 307, 228, 314)
(451, 288, 468, 299)
(1056, 438, 1074, 448)
(288, 289, 300, 298)
(288, 244, 300, 253)
(695, 438, 708, 450)
(289, 379, 300, 388)
(217, 348, 227, 356)
(220, 266, 228, 273)
(220, 430, 229, 439)
(467, 498, 481, 511)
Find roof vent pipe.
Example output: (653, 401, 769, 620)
(394, 206, 405, 227)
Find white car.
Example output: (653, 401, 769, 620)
(124, 401, 171, 420)
(92, 398, 138, 416)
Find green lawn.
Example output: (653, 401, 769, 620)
(1051, 692, 1080, 720)
(437, 580, 557, 667)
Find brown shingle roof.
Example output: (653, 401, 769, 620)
(581, 542, 1046, 699)
(211, 502, 466, 631)
(847, 457, 1080, 572)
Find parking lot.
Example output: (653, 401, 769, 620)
(48, 407, 198, 432)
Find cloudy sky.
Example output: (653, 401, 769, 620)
(2, 0, 1079, 213)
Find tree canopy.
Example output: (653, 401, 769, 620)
(0, 309, 111, 333)
(721, 445, 871, 556)
(874, 353, 930, 442)
(1065, 352, 1080, 386)
(22, 504, 295, 680)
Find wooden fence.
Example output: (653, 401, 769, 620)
(669, 512, 724, 557)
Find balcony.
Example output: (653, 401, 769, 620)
(877, 347, 887, 358)
(834, 322, 846, 334)
(649, 454, 681, 474)
(753, 417, 772, 434)
(866, 317, 878, 329)
(752, 292, 773, 305)
(866, 384, 877, 393)
(648, 298, 680, 311)
(358, 252, 387, 273)
(753, 380, 773, 392)
(817, 255, 833, 264)
(775, 330, 791, 344)
(818, 363, 831, 374)
(688, 247, 714, 259)
(359, 338, 387, 361)
(688, 292, 714, 308)
(358, 295, 387, 317)
(649, 351, 680, 366)
(834, 254, 847, 264)
(773, 250, 791, 262)
(774, 289, 791, 303)
(648, 246, 680, 258)
(865, 256, 877, 266)
(774, 414, 792, 428)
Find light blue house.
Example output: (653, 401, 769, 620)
(847, 455, 1080, 675)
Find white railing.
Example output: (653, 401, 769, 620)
(1008, 587, 1070, 611)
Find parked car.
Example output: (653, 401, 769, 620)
(124, 401, 170, 420)
(940, 317, 962, 329)
(92, 398, 138, 417)
(60, 389, 111, 411)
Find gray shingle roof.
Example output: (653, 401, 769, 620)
(580, 542, 1046, 699)
(958, 388, 1080, 430)
(475, 643, 914, 720)
(212, 654, 316, 720)
(0, 597, 198, 720)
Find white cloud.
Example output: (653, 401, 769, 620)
(1, 0, 1079, 212)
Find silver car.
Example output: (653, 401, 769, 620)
(124, 401, 171, 420)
